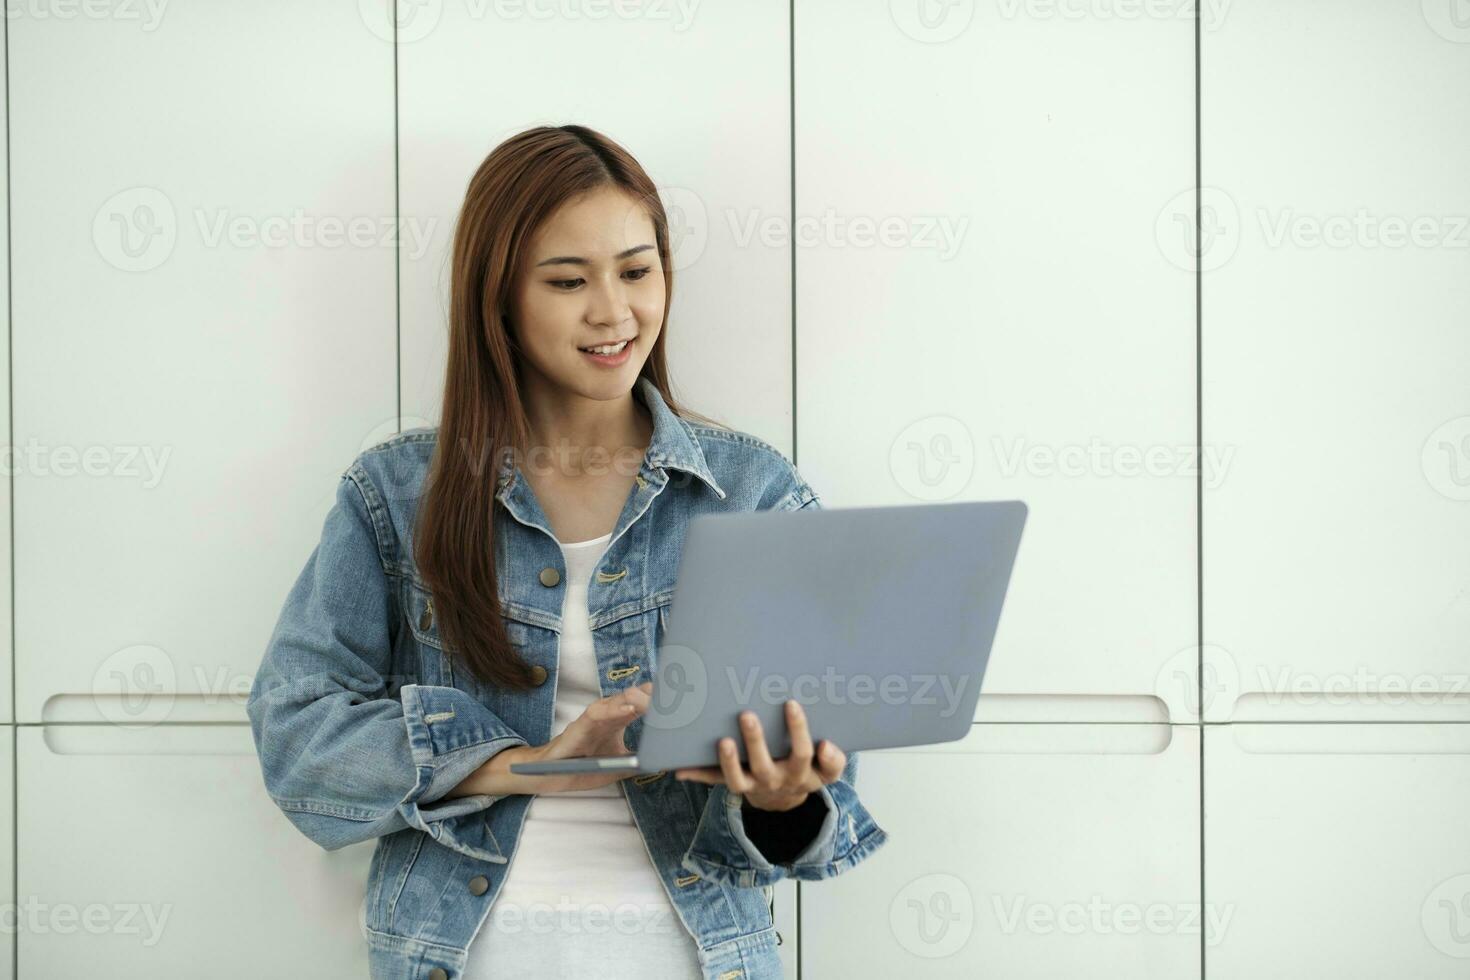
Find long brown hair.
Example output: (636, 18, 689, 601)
(415, 124, 724, 691)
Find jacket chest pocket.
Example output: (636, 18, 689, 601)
(402, 578, 550, 708)
(402, 579, 462, 692)
(602, 596, 673, 673)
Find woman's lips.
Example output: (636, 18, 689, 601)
(579, 339, 633, 367)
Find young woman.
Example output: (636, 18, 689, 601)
(247, 125, 888, 980)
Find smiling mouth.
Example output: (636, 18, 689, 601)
(578, 338, 634, 354)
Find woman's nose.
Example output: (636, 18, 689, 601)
(586, 279, 634, 327)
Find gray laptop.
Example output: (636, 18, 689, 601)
(510, 499, 1027, 775)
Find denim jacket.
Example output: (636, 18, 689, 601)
(246, 376, 890, 980)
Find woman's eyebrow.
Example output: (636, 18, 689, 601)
(534, 243, 655, 267)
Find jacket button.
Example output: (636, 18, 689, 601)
(530, 665, 548, 685)
(419, 607, 432, 631)
(468, 875, 489, 896)
(428, 970, 448, 980)
(539, 566, 560, 587)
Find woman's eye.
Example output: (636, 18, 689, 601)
(549, 267, 651, 290)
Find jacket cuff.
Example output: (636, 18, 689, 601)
(395, 684, 529, 853)
(740, 791, 830, 864)
(680, 754, 891, 888)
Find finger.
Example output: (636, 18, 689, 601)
(784, 699, 815, 774)
(594, 682, 651, 720)
(719, 736, 755, 793)
(816, 740, 846, 783)
(591, 696, 639, 723)
(619, 682, 652, 711)
(739, 711, 780, 789)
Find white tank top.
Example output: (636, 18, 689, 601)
(463, 530, 704, 978)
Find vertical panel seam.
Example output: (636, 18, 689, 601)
(1195, 5, 1206, 979)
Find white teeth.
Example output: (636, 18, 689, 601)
(582, 340, 628, 355)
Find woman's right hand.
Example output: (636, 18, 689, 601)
(463, 680, 655, 797)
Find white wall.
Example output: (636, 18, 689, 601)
(1197, 4, 1470, 977)
(9, 2, 389, 976)
(5, 1, 1467, 977)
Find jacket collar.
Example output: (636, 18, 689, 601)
(495, 375, 726, 501)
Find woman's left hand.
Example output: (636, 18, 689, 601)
(674, 699, 847, 812)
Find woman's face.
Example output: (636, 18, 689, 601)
(507, 185, 666, 402)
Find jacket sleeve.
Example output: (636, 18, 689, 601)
(681, 752, 890, 888)
(246, 469, 530, 862)
(679, 479, 891, 888)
